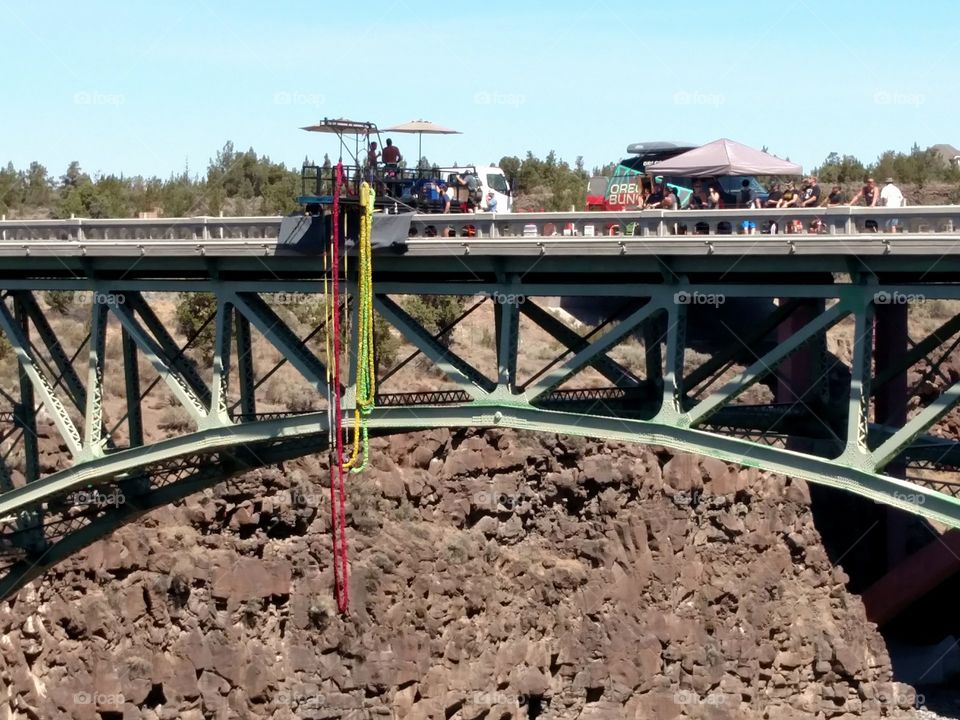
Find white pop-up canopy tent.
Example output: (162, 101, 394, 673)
(645, 138, 803, 176)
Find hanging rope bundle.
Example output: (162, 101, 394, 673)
(342, 181, 376, 474)
(327, 161, 350, 613)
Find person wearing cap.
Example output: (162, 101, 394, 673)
(879, 177, 905, 232)
(777, 182, 800, 208)
(484, 191, 498, 213)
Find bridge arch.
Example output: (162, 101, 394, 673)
(1, 403, 959, 600)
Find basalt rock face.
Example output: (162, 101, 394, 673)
(0, 429, 924, 719)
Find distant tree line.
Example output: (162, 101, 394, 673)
(2, 142, 958, 219)
(813, 144, 960, 190)
(0, 142, 301, 219)
(497, 151, 589, 211)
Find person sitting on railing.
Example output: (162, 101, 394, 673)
(740, 179, 761, 209)
(646, 181, 679, 209)
(662, 186, 680, 210)
(823, 185, 845, 207)
(706, 184, 721, 209)
(688, 180, 708, 209)
(800, 176, 822, 207)
(777, 182, 800, 208)
(764, 182, 783, 207)
(644, 183, 664, 208)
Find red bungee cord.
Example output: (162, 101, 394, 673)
(329, 161, 350, 612)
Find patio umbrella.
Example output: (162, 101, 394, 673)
(381, 120, 461, 165)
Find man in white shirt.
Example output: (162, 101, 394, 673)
(879, 177, 905, 232)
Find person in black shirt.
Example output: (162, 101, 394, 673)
(764, 182, 783, 207)
(848, 178, 879, 206)
(644, 181, 669, 208)
(801, 176, 822, 207)
(688, 180, 707, 209)
(825, 185, 845, 206)
(778, 182, 800, 208)
(740, 179, 760, 208)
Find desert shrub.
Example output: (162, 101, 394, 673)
(401, 295, 466, 348)
(284, 386, 318, 413)
(44, 290, 75, 314)
(158, 405, 193, 431)
(373, 312, 400, 373)
(174, 292, 217, 365)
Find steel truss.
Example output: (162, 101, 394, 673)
(1, 264, 960, 599)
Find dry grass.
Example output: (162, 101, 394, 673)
(157, 406, 193, 432)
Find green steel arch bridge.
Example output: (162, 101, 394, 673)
(2, 205, 960, 608)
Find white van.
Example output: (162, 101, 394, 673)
(437, 165, 512, 212)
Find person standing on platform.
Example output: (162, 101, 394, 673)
(382, 138, 402, 167)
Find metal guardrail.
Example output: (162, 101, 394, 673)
(2, 235, 960, 259)
(1, 206, 959, 244)
(0, 216, 281, 242)
(410, 206, 960, 239)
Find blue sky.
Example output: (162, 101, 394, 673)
(1, 0, 956, 180)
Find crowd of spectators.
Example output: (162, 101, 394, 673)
(638, 174, 909, 233)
